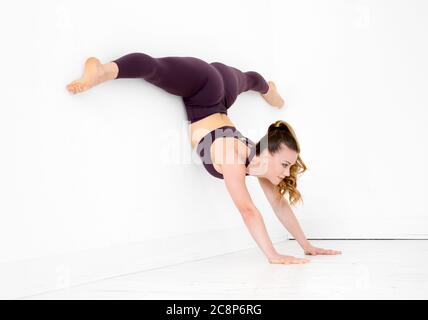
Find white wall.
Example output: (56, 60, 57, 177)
(272, 0, 428, 238)
(1, 0, 427, 299)
(0, 0, 285, 298)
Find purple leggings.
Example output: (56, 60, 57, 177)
(111, 52, 269, 123)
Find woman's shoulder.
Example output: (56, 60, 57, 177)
(211, 136, 250, 166)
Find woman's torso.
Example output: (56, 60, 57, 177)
(189, 113, 252, 176)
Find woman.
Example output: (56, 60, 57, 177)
(66, 52, 342, 264)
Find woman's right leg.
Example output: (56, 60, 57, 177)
(111, 52, 213, 98)
(66, 52, 213, 97)
(66, 57, 118, 94)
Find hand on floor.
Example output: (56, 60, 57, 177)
(303, 245, 342, 256)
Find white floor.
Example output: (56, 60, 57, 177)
(19, 240, 428, 300)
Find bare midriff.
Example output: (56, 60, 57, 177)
(189, 113, 251, 176)
(189, 113, 236, 149)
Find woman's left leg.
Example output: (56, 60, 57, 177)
(210, 62, 270, 108)
(210, 62, 284, 109)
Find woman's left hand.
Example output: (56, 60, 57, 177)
(303, 245, 342, 256)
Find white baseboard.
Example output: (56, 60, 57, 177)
(1, 226, 287, 300)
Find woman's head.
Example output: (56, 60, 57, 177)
(255, 120, 307, 207)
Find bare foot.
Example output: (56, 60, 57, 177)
(261, 81, 285, 108)
(66, 57, 107, 94)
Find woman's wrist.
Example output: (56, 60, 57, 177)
(266, 251, 280, 260)
(301, 241, 312, 251)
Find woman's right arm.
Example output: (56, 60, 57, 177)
(220, 151, 279, 261)
(219, 148, 310, 265)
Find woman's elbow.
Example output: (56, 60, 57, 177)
(238, 205, 258, 219)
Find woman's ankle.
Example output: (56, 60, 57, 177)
(102, 62, 119, 80)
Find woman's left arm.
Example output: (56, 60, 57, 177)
(274, 199, 341, 255)
(257, 177, 342, 256)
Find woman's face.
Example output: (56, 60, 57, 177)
(263, 144, 298, 185)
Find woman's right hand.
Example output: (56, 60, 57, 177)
(268, 254, 310, 265)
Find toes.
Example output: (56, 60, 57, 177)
(67, 81, 91, 94)
(66, 81, 79, 93)
(66, 80, 87, 93)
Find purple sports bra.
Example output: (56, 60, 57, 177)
(196, 126, 257, 179)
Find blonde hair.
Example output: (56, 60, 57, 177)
(255, 120, 307, 207)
